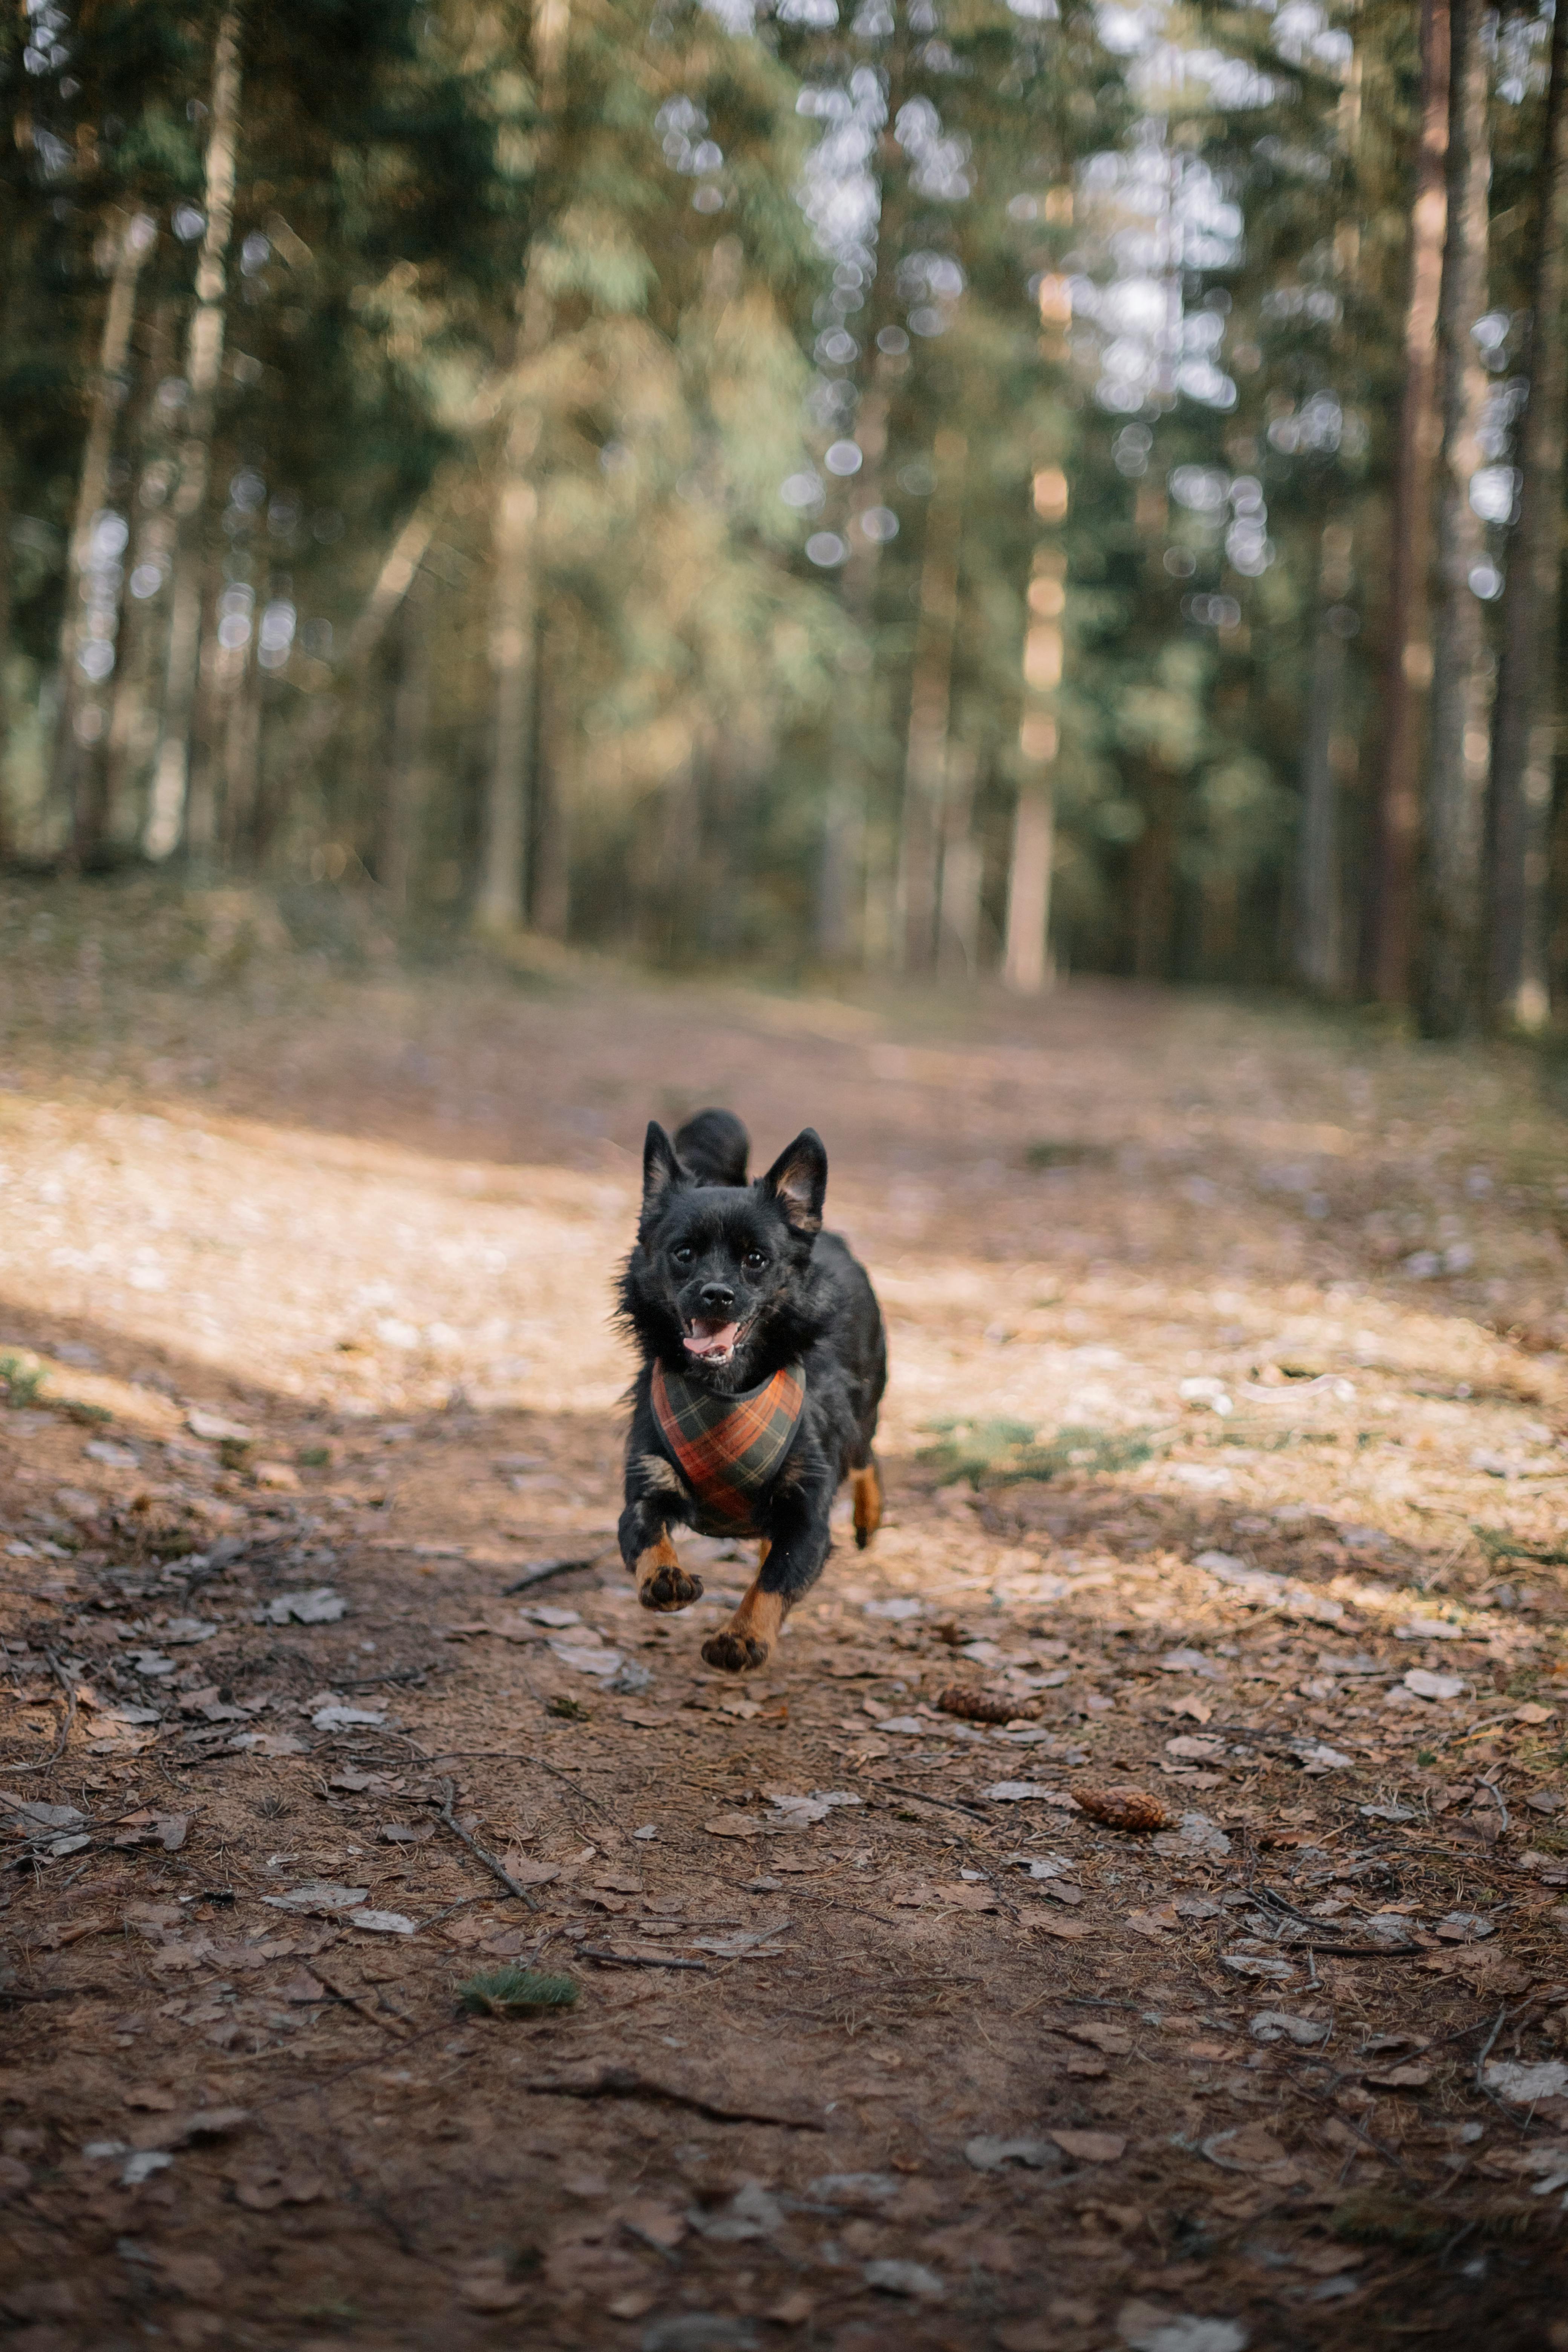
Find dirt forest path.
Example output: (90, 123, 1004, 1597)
(3, 885, 1568, 2352)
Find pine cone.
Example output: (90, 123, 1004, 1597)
(935, 1684, 1040, 1725)
(1075, 1786, 1169, 1832)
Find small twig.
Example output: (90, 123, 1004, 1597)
(430, 1779, 538, 1909)
(501, 1551, 611, 1596)
(868, 1779, 993, 1820)
(311, 1962, 410, 2038)
(333, 1664, 443, 1692)
(0, 1982, 115, 2003)
(521, 2061, 824, 2131)
(1474, 2004, 1508, 2097)
(579, 1945, 709, 1972)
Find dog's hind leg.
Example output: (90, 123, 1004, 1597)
(635, 1527, 703, 1614)
(850, 1456, 882, 1550)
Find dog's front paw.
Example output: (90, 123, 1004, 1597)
(701, 1623, 772, 1674)
(637, 1555, 703, 1613)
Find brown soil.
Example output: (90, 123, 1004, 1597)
(2, 879, 1567, 2351)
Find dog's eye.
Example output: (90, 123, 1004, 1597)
(743, 1250, 767, 1272)
(671, 1244, 693, 1266)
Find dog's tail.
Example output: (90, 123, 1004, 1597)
(674, 1107, 749, 1188)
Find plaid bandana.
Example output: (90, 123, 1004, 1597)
(650, 1359, 807, 1531)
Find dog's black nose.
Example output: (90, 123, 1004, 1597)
(699, 1282, 735, 1312)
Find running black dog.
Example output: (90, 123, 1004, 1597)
(617, 1109, 887, 1672)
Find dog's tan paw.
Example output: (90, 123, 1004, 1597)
(701, 1624, 772, 1674)
(701, 1579, 784, 1674)
(639, 1561, 703, 1613)
(636, 1536, 702, 1613)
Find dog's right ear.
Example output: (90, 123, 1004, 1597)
(641, 1121, 688, 1219)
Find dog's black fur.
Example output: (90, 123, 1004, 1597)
(617, 1108, 886, 1671)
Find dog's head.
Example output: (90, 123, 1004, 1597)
(622, 1121, 828, 1390)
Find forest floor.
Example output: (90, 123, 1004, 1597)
(3, 878, 1568, 2352)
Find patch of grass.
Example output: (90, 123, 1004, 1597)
(919, 1416, 1157, 1489)
(0, 1354, 45, 1407)
(60, 1398, 111, 1425)
(1473, 1523, 1568, 1568)
(1332, 2191, 1448, 2252)
(547, 1694, 590, 1721)
(456, 1966, 579, 2018)
(297, 1445, 332, 1468)
(1023, 1139, 1113, 1171)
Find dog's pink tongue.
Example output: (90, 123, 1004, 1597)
(684, 1318, 740, 1358)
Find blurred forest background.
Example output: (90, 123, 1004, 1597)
(3, 0, 1568, 1028)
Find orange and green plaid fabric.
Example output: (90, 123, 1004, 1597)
(650, 1360, 807, 1531)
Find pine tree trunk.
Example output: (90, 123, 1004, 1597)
(1295, 521, 1354, 992)
(533, 615, 572, 941)
(1488, 0, 1568, 1029)
(220, 624, 261, 867)
(1367, 0, 1449, 1003)
(896, 429, 965, 973)
(1003, 517, 1068, 993)
(103, 297, 178, 848)
(937, 740, 981, 978)
(1417, 0, 1491, 1039)
(51, 209, 155, 857)
(377, 573, 432, 914)
(144, 5, 242, 864)
(474, 0, 569, 934)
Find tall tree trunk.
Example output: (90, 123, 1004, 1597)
(937, 739, 981, 978)
(474, 0, 569, 934)
(51, 209, 155, 856)
(103, 297, 177, 848)
(896, 429, 965, 973)
(1488, 0, 1568, 1030)
(1295, 520, 1354, 992)
(1366, 0, 1449, 1002)
(144, 3, 242, 864)
(378, 571, 432, 914)
(1003, 493, 1068, 993)
(1417, 0, 1491, 1039)
(533, 613, 572, 941)
(220, 613, 261, 867)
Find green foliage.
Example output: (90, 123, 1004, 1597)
(455, 1966, 579, 2018)
(0, 1354, 45, 1407)
(919, 1416, 1157, 1487)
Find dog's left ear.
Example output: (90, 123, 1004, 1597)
(641, 1121, 688, 1220)
(762, 1128, 827, 1234)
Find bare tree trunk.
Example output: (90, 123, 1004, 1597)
(144, 4, 242, 863)
(937, 740, 981, 978)
(533, 613, 572, 940)
(51, 209, 155, 855)
(1367, 0, 1449, 1003)
(1003, 504, 1068, 993)
(896, 430, 965, 973)
(220, 616, 261, 867)
(1488, 0, 1568, 1031)
(474, 0, 569, 934)
(378, 571, 432, 914)
(1417, 0, 1491, 1039)
(1295, 520, 1354, 992)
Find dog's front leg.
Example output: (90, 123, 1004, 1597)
(619, 1490, 703, 1614)
(700, 1479, 830, 1674)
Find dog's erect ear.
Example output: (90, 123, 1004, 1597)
(641, 1121, 688, 1218)
(761, 1128, 827, 1234)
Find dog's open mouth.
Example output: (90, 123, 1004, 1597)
(683, 1316, 749, 1365)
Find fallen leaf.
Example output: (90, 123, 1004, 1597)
(768, 2287, 816, 2326)
(1067, 2055, 1109, 2078)
(1403, 1669, 1465, 1703)
(1250, 2012, 1328, 2046)
(122, 2086, 178, 2112)
(703, 1812, 763, 1839)
(260, 1882, 369, 1914)
(456, 2259, 528, 2314)
(1364, 2064, 1431, 2090)
(1049, 2128, 1125, 2164)
(1482, 2059, 1568, 2104)
(153, 2250, 224, 2298)
(1068, 2022, 1132, 2055)
(933, 1882, 1000, 1911)
(350, 1909, 415, 1935)
(1516, 1704, 1554, 1726)
(865, 2258, 943, 2298)
(1433, 1911, 1495, 1942)
(1023, 1912, 1090, 1940)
